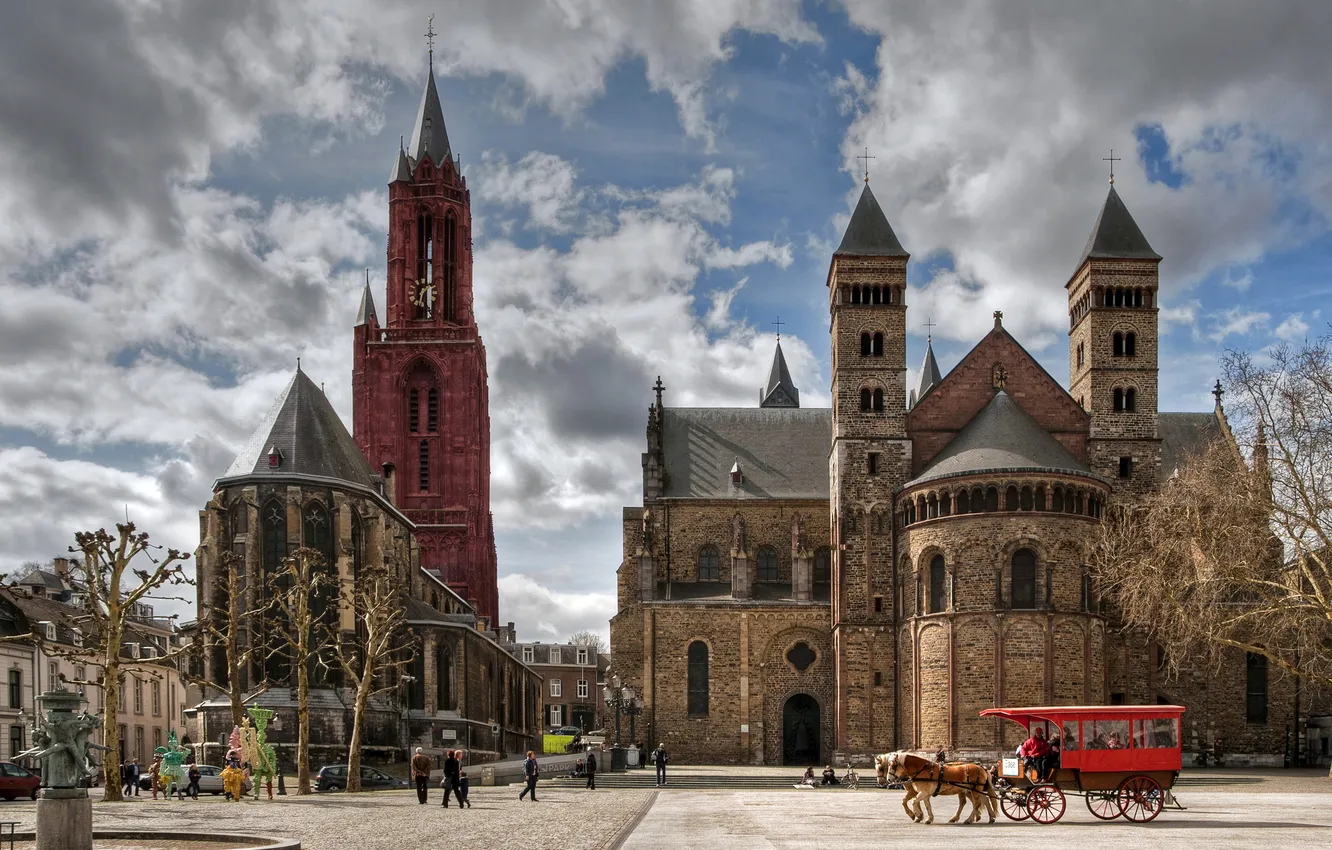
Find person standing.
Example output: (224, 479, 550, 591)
(517, 750, 539, 802)
(185, 764, 201, 800)
(458, 768, 472, 808)
(412, 747, 432, 805)
(585, 750, 597, 790)
(653, 743, 668, 787)
(149, 754, 162, 800)
(441, 749, 462, 808)
(124, 759, 140, 796)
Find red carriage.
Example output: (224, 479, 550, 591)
(981, 704, 1186, 824)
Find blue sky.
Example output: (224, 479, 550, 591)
(1, 0, 1329, 642)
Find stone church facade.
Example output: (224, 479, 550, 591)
(611, 181, 1298, 766)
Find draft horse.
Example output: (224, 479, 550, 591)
(874, 751, 998, 825)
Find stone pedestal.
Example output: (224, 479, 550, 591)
(37, 792, 92, 850)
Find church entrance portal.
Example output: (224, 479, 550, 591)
(782, 694, 820, 765)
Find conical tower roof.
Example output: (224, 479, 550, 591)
(389, 146, 413, 184)
(408, 68, 451, 164)
(835, 184, 909, 258)
(759, 341, 800, 408)
(916, 337, 942, 404)
(220, 368, 377, 491)
(1075, 186, 1161, 270)
(355, 278, 378, 326)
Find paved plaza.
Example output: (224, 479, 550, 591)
(0, 768, 1326, 849)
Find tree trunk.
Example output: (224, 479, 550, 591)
(347, 684, 369, 792)
(101, 660, 123, 801)
(296, 661, 311, 795)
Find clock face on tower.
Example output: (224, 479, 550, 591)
(411, 278, 436, 317)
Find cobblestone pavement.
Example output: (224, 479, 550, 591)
(0, 784, 655, 850)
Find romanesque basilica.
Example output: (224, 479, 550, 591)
(611, 180, 1294, 766)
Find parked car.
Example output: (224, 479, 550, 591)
(550, 726, 583, 738)
(0, 762, 40, 800)
(140, 764, 252, 795)
(314, 764, 409, 792)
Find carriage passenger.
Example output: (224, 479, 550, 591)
(1018, 727, 1055, 781)
(1106, 732, 1123, 750)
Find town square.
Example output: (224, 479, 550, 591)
(1, 0, 1331, 848)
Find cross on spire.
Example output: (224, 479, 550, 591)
(424, 15, 436, 68)
(923, 317, 936, 341)
(772, 316, 785, 340)
(653, 376, 665, 410)
(1104, 148, 1121, 185)
(856, 147, 876, 185)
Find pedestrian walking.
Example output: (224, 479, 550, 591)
(517, 750, 539, 802)
(124, 759, 140, 796)
(440, 749, 463, 808)
(585, 750, 597, 790)
(186, 764, 201, 800)
(458, 769, 472, 808)
(411, 747, 432, 805)
(653, 743, 668, 786)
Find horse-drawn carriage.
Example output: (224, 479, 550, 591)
(981, 704, 1186, 824)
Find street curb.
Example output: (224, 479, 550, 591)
(7, 830, 299, 849)
(604, 789, 658, 850)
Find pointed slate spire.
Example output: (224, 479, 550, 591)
(835, 184, 909, 258)
(408, 68, 452, 165)
(1075, 186, 1161, 270)
(759, 341, 800, 408)
(355, 272, 378, 326)
(389, 145, 412, 184)
(915, 336, 942, 404)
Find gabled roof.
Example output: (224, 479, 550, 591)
(355, 279, 378, 327)
(915, 338, 942, 404)
(408, 68, 451, 165)
(389, 147, 413, 184)
(661, 408, 831, 499)
(907, 390, 1096, 487)
(219, 368, 378, 491)
(834, 184, 909, 258)
(1159, 412, 1224, 479)
(1074, 186, 1161, 271)
(759, 341, 800, 408)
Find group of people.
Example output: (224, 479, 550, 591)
(798, 765, 858, 787)
(569, 751, 599, 789)
(118, 757, 204, 800)
(1017, 728, 1062, 780)
(411, 747, 472, 807)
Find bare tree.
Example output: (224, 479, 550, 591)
(325, 559, 413, 792)
(67, 524, 191, 802)
(190, 550, 259, 730)
(566, 630, 609, 656)
(1091, 336, 1332, 722)
(264, 547, 331, 795)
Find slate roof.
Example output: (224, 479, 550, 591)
(389, 147, 413, 184)
(1075, 186, 1161, 270)
(1159, 411, 1223, 478)
(759, 341, 800, 408)
(355, 279, 378, 326)
(834, 184, 909, 258)
(915, 338, 942, 404)
(908, 390, 1095, 487)
(661, 408, 831, 499)
(404, 596, 476, 626)
(219, 369, 378, 491)
(408, 68, 451, 165)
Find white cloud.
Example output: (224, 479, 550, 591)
(474, 151, 585, 233)
(498, 573, 614, 645)
(1207, 307, 1272, 342)
(1274, 312, 1312, 342)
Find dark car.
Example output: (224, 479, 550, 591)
(0, 762, 40, 800)
(314, 764, 409, 792)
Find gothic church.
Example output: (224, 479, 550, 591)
(611, 180, 1294, 765)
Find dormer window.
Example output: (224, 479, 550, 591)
(731, 461, 743, 486)
(42, 622, 56, 642)
(267, 445, 282, 468)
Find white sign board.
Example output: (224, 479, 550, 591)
(441, 729, 457, 741)
(1002, 758, 1019, 777)
(740, 724, 749, 733)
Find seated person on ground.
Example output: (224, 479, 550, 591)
(802, 766, 817, 786)
(821, 765, 838, 786)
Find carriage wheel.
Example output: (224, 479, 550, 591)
(998, 786, 1031, 821)
(1026, 784, 1066, 825)
(1084, 790, 1123, 820)
(1117, 775, 1164, 823)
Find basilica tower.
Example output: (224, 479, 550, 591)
(352, 51, 498, 623)
(827, 183, 910, 755)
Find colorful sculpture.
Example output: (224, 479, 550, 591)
(221, 726, 245, 802)
(155, 731, 188, 799)
(241, 709, 279, 800)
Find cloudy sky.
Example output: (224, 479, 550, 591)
(2, 1, 1329, 643)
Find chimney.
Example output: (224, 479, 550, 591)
(52, 558, 70, 579)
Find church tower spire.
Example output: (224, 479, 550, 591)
(759, 340, 800, 408)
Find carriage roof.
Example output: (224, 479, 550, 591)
(981, 704, 1185, 729)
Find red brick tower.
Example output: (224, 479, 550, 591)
(352, 50, 498, 622)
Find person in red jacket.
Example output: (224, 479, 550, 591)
(1018, 727, 1054, 781)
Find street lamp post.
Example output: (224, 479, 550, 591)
(602, 676, 645, 771)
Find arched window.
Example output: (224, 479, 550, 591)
(698, 545, 720, 581)
(415, 212, 434, 320)
(1113, 332, 1124, 357)
(1125, 332, 1137, 356)
(1020, 486, 1033, 511)
(871, 286, 882, 305)
(1125, 388, 1136, 411)
(427, 388, 439, 432)
(1011, 549, 1036, 609)
(757, 547, 779, 582)
(928, 556, 946, 614)
(687, 642, 709, 716)
(443, 211, 457, 321)
(956, 490, 970, 514)
(1113, 388, 1125, 412)
(1245, 652, 1268, 724)
(860, 389, 872, 411)
(436, 642, 454, 711)
(861, 333, 872, 356)
(814, 548, 831, 583)
(1034, 487, 1046, 511)
(1005, 486, 1019, 511)
(350, 509, 363, 586)
(873, 333, 884, 356)
(303, 500, 337, 684)
(939, 493, 951, 516)
(873, 388, 884, 412)
(260, 498, 288, 683)
(985, 487, 999, 512)
(419, 440, 430, 492)
(409, 389, 420, 433)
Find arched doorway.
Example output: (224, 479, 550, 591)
(782, 694, 820, 765)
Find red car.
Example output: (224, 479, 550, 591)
(0, 762, 39, 800)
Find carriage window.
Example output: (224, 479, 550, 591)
(1133, 717, 1178, 749)
(1083, 719, 1129, 750)
(1061, 720, 1079, 751)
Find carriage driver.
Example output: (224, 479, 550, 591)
(1018, 727, 1056, 781)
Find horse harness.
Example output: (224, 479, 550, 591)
(898, 760, 990, 798)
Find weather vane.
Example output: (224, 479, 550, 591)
(772, 316, 785, 341)
(1104, 149, 1121, 185)
(425, 15, 436, 67)
(857, 147, 875, 185)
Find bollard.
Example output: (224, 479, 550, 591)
(277, 772, 287, 796)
